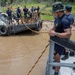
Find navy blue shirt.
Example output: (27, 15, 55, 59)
(31, 8, 35, 12)
(16, 8, 21, 14)
(23, 8, 28, 14)
(66, 14, 74, 25)
(6, 9, 12, 16)
(37, 7, 40, 11)
(54, 14, 70, 33)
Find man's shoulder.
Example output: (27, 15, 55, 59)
(61, 15, 70, 24)
(66, 14, 74, 19)
(67, 14, 74, 17)
(62, 15, 69, 21)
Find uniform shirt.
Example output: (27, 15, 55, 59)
(54, 14, 71, 56)
(54, 14, 70, 33)
(66, 14, 74, 25)
(37, 7, 40, 11)
(23, 8, 28, 14)
(31, 7, 35, 12)
(16, 8, 21, 14)
(6, 9, 12, 17)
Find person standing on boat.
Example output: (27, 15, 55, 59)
(49, 2, 72, 75)
(31, 6, 35, 20)
(16, 7, 22, 24)
(31, 6, 35, 13)
(6, 7, 12, 24)
(23, 6, 28, 22)
(36, 6, 40, 18)
(23, 6, 29, 18)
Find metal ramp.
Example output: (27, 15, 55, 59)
(46, 36, 75, 75)
(60, 56, 75, 75)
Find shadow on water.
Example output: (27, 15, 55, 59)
(0, 30, 40, 37)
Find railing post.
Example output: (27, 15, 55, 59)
(48, 40, 54, 75)
(45, 36, 75, 75)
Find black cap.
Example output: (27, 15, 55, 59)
(65, 4, 72, 11)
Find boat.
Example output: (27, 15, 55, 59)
(0, 11, 42, 36)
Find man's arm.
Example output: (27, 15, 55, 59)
(49, 27, 71, 38)
(55, 28, 71, 38)
(49, 18, 72, 38)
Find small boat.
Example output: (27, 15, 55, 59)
(0, 12, 42, 36)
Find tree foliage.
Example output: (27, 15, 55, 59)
(0, 0, 75, 6)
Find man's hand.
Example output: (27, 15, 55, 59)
(49, 30, 55, 36)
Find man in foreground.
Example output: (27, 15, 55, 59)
(49, 2, 72, 75)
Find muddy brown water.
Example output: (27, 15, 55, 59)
(0, 21, 75, 75)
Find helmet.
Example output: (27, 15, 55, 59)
(65, 4, 72, 11)
(52, 2, 65, 13)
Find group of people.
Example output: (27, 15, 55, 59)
(6, 6, 40, 24)
(49, 2, 74, 75)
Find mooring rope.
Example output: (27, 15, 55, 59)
(26, 42, 50, 75)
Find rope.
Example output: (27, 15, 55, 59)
(23, 22, 48, 34)
(27, 42, 50, 75)
(21, 19, 54, 34)
(17, 20, 75, 36)
(19, 20, 50, 75)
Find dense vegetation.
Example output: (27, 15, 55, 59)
(0, 0, 75, 20)
(1, 0, 75, 6)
